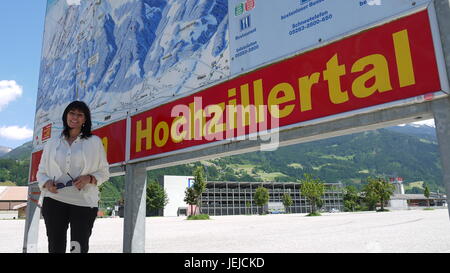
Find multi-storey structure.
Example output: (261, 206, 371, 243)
(198, 181, 344, 216)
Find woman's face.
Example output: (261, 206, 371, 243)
(67, 109, 86, 131)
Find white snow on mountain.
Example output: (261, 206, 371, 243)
(34, 0, 229, 151)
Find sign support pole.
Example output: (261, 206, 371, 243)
(433, 0, 450, 218)
(22, 184, 41, 253)
(123, 162, 147, 253)
(432, 97, 450, 217)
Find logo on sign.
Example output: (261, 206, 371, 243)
(42, 124, 52, 142)
(240, 15, 251, 31)
(188, 178, 195, 187)
(245, 0, 255, 11)
(235, 0, 255, 16)
(235, 3, 244, 16)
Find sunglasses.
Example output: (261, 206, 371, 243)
(53, 173, 75, 190)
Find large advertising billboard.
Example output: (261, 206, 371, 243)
(30, 0, 447, 181)
(33, 0, 231, 156)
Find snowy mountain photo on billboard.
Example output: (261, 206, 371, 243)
(34, 0, 230, 151)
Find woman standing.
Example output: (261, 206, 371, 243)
(37, 101, 110, 253)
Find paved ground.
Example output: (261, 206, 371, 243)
(2, 208, 450, 253)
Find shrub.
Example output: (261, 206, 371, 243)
(306, 212, 321, 217)
(187, 214, 210, 220)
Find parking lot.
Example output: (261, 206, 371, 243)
(1, 208, 450, 253)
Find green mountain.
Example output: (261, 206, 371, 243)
(0, 126, 444, 195)
(0, 146, 12, 157)
(207, 128, 442, 192)
(0, 141, 33, 161)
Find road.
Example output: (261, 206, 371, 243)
(2, 208, 450, 253)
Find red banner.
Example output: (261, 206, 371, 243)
(92, 119, 127, 165)
(130, 10, 442, 161)
(29, 150, 43, 183)
(29, 119, 126, 182)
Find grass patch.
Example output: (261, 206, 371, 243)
(423, 208, 435, 211)
(257, 171, 288, 181)
(404, 181, 424, 191)
(288, 163, 303, 169)
(320, 154, 354, 161)
(187, 214, 210, 220)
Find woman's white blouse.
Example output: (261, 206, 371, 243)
(37, 134, 110, 208)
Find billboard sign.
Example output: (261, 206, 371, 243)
(129, 10, 443, 162)
(228, 0, 432, 75)
(29, 1, 447, 181)
(32, 0, 231, 156)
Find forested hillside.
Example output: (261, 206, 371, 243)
(0, 125, 443, 204)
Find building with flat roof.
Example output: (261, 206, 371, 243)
(0, 186, 28, 219)
(161, 176, 344, 216)
(388, 177, 447, 209)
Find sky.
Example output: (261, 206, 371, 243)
(0, 1, 46, 149)
(0, 0, 437, 150)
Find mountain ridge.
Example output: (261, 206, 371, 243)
(0, 124, 443, 194)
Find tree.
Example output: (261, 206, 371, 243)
(300, 173, 325, 216)
(363, 177, 394, 212)
(146, 181, 169, 216)
(192, 166, 207, 215)
(184, 187, 197, 216)
(343, 185, 360, 212)
(282, 193, 293, 213)
(424, 183, 430, 208)
(254, 186, 269, 215)
(245, 201, 251, 215)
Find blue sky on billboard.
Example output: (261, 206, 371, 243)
(0, 0, 436, 150)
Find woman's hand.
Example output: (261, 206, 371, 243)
(44, 180, 58, 194)
(73, 175, 94, 190)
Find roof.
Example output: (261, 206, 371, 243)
(0, 186, 28, 201)
(12, 202, 27, 210)
(391, 194, 446, 200)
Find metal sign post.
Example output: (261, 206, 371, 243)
(123, 162, 147, 253)
(432, 97, 450, 217)
(432, 0, 450, 218)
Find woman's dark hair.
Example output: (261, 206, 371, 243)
(62, 100, 92, 139)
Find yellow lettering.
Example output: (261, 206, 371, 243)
(227, 88, 237, 130)
(253, 79, 266, 123)
(393, 29, 416, 87)
(240, 83, 251, 126)
(171, 116, 187, 143)
(267, 82, 296, 118)
(204, 103, 225, 138)
(154, 121, 169, 148)
(136, 117, 152, 152)
(351, 54, 392, 98)
(189, 98, 205, 140)
(298, 72, 320, 112)
(323, 54, 348, 104)
(101, 137, 108, 154)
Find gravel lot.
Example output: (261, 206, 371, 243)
(2, 208, 450, 253)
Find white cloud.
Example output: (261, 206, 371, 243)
(66, 0, 81, 5)
(367, 0, 382, 5)
(0, 80, 23, 111)
(399, 118, 436, 128)
(0, 126, 33, 140)
(411, 119, 435, 127)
